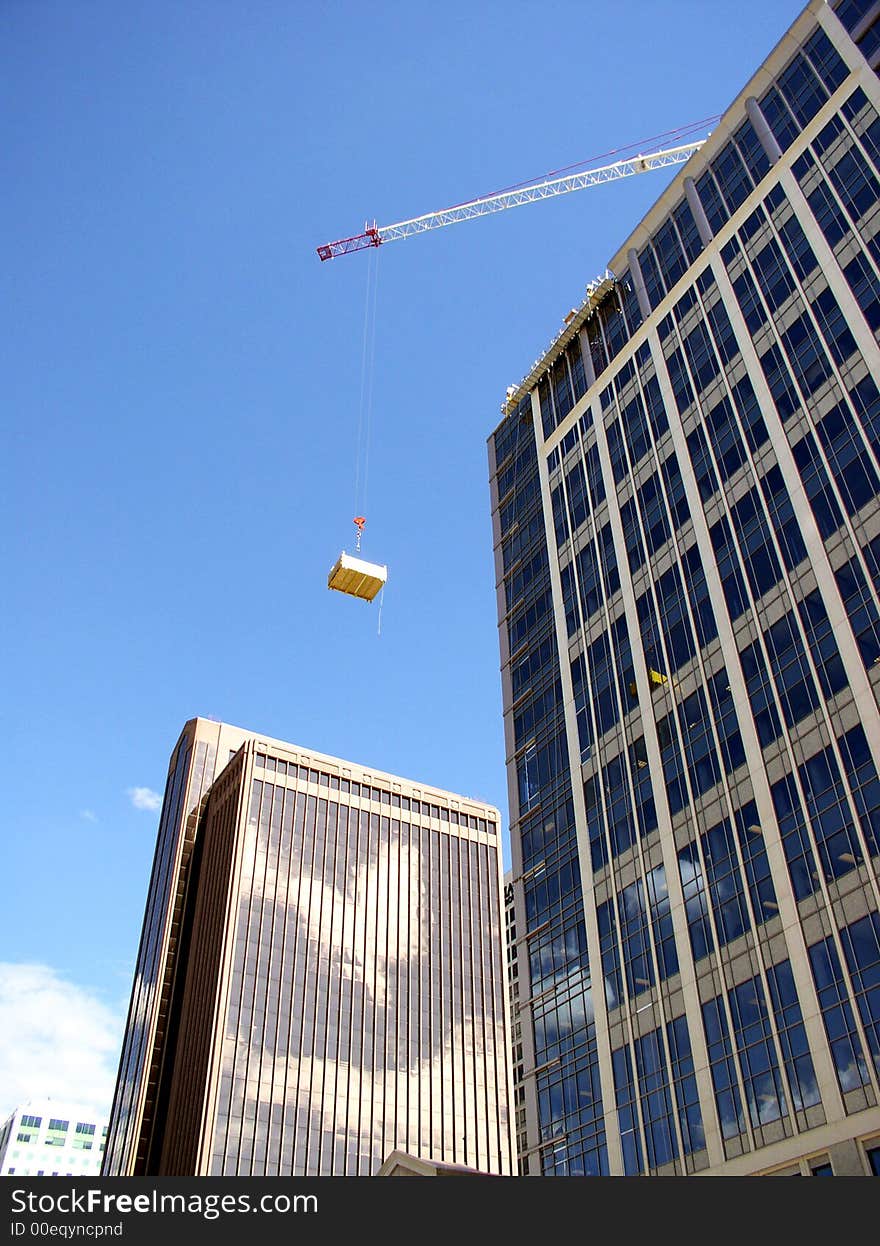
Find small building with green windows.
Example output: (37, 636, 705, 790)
(0, 1100, 108, 1177)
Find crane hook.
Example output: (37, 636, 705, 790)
(353, 515, 366, 553)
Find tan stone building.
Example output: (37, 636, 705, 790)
(103, 717, 514, 1176)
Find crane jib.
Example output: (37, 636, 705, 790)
(315, 136, 709, 261)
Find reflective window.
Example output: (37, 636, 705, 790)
(646, 866, 678, 981)
(797, 590, 848, 698)
(803, 25, 848, 92)
(759, 84, 800, 152)
(734, 117, 771, 185)
(758, 341, 801, 421)
(618, 879, 655, 996)
(772, 770, 819, 901)
(632, 1028, 677, 1169)
(702, 996, 746, 1140)
(696, 168, 729, 234)
(727, 975, 788, 1128)
(731, 486, 783, 602)
(654, 563, 696, 672)
(764, 609, 820, 729)
(677, 686, 721, 799)
(839, 723, 880, 862)
(791, 430, 844, 537)
(838, 910, 880, 1080)
(766, 959, 821, 1111)
(712, 140, 754, 215)
(673, 199, 703, 263)
(799, 740, 866, 884)
(816, 400, 880, 517)
(656, 709, 689, 817)
(686, 425, 719, 502)
(612, 1045, 642, 1174)
(710, 515, 750, 621)
(808, 932, 872, 1095)
(678, 804, 776, 963)
(665, 346, 695, 415)
(682, 544, 718, 649)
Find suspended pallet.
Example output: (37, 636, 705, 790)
(328, 517, 386, 603)
(328, 550, 387, 602)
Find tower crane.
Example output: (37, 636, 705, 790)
(316, 129, 715, 261)
(319, 120, 718, 604)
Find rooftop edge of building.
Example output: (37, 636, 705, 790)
(181, 716, 503, 822)
(493, 0, 828, 430)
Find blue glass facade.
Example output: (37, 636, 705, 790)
(493, 0, 880, 1175)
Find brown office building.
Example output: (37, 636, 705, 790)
(102, 717, 514, 1176)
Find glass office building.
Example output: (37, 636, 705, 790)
(492, 0, 880, 1176)
(103, 718, 513, 1176)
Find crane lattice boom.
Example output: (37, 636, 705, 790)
(316, 139, 707, 261)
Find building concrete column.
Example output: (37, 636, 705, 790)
(746, 95, 783, 164)
(577, 327, 596, 389)
(627, 247, 653, 320)
(684, 177, 713, 246)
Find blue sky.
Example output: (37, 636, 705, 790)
(0, 0, 805, 1116)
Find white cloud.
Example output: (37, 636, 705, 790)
(127, 786, 161, 812)
(79, 809, 97, 823)
(0, 964, 125, 1123)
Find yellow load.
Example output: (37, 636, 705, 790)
(328, 551, 387, 602)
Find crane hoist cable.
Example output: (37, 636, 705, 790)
(353, 245, 380, 525)
(327, 247, 388, 605)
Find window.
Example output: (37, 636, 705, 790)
(657, 710, 689, 817)
(816, 400, 880, 517)
(706, 395, 747, 483)
(764, 610, 820, 729)
(633, 1028, 678, 1169)
(702, 997, 747, 1140)
(728, 975, 788, 1128)
(808, 933, 871, 1095)
(766, 959, 821, 1111)
(761, 465, 806, 572)
(711, 516, 750, 621)
(752, 237, 795, 314)
(697, 168, 729, 234)
(604, 750, 637, 859)
(797, 590, 847, 698)
(619, 879, 655, 996)
(712, 140, 754, 214)
(772, 771, 818, 900)
(838, 723, 880, 860)
(792, 431, 843, 538)
(839, 910, 880, 1081)
(777, 49, 828, 129)
(803, 26, 847, 93)
(730, 263, 768, 333)
(686, 425, 719, 502)
(760, 85, 799, 153)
